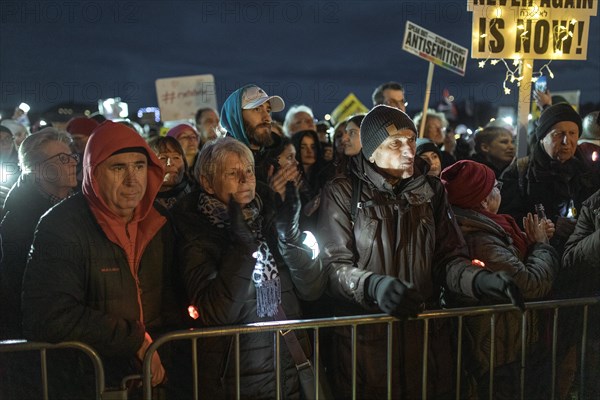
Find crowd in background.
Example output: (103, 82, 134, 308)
(0, 80, 599, 399)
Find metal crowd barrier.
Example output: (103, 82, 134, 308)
(0, 339, 106, 400)
(142, 297, 600, 400)
(1, 297, 597, 400)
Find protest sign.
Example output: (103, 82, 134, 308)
(155, 74, 217, 122)
(330, 93, 368, 125)
(402, 21, 469, 137)
(403, 21, 469, 76)
(468, 0, 598, 60)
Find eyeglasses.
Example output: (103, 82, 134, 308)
(41, 152, 80, 164)
(494, 181, 503, 190)
(179, 134, 199, 142)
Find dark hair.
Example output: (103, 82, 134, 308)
(195, 107, 217, 124)
(346, 114, 365, 129)
(291, 130, 324, 190)
(262, 136, 293, 173)
(372, 81, 404, 106)
(149, 136, 190, 176)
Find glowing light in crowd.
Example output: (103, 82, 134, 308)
(303, 231, 320, 260)
(502, 116, 513, 126)
(39, 120, 47, 127)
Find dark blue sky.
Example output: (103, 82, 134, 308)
(1, 0, 599, 122)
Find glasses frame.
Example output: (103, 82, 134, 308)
(40, 152, 80, 165)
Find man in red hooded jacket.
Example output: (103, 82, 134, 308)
(21, 121, 184, 396)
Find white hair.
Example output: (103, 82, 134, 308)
(283, 105, 314, 137)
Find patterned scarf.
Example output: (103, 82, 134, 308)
(479, 210, 529, 259)
(198, 191, 281, 318)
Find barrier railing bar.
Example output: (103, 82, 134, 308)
(489, 313, 496, 400)
(235, 333, 240, 400)
(520, 310, 528, 400)
(387, 321, 392, 400)
(315, 327, 320, 400)
(0, 340, 105, 400)
(275, 331, 281, 400)
(422, 318, 429, 400)
(192, 338, 199, 400)
(455, 315, 463, 400)
(580, 305, 589, 398)
(551, 307, 559, 400)
(351, 323, 357, 400)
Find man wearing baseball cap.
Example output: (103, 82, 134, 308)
(499, 103, 600, 254)
(220, 84, 284, 151)
(318, 105, 523, 399)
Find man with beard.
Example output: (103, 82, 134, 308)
(220, 84, 298, 187)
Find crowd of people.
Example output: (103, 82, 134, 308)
(0, 80, 599, 399)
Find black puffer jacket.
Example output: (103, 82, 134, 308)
(172, 184, 326, 400)
(0, 175, 56, 339)
(317, 156, 483, 399)
(21, 193, 183, 384)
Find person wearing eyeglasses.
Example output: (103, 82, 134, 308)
(0, 127, 79, 340)
(441, 160, 558, 400)
(166, 124, 201, 174)
(371, 81, 408, 112)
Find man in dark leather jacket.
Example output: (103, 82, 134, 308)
(318, 105, 523, 399)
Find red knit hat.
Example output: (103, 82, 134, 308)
(166, 124, 198, 139)
(65, 117, 99, 137)
(441, 160, 496, 209)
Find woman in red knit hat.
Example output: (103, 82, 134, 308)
(441, 159, 559, 400)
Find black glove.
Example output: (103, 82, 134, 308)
(473, 271, 525, 312)
(274, 181, 302, 244)
(228, 198, 256, 252)
(366, 274, 424, 318)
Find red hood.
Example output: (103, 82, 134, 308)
(82, 120, 165, 223)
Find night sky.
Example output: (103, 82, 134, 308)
(1, 0, 599, 125)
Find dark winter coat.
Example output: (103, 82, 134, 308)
(499, 143, 600, 253)
(452, 206, 559, 376)
(21, 193, 183, 384)
(559, 188, 600, 297)
(317, 156, 483, 399)
(0, 175, 57, 339)
(172, 184, 326, 400)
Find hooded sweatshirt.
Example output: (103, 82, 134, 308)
(221, 84, 252, 146)
(82, 121, 166, 277)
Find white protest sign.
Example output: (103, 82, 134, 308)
(402, 21, 469, 76)
(155, 74, 217, 122)
(468, 0, 598, 60)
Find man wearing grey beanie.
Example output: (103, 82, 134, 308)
(317, 105, 524, 399)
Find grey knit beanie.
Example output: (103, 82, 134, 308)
(360, 105, 417, 159)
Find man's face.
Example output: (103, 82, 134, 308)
(542, 121, 579, 163)
(94, 152, 148, 222)
(176, 128, 200, 158)
(197, 110, 219, 142)
(382, 89, 407, 112)
(157, 146, 185, 190)
(424, 117, 445, 145)
(419, 151, 441, 177)
(289, 112, 316, 135)
(71, 134, 90, 154)
(242, 101, 273, 147)
(204, 152, 256, 206)
(40, 140, 78, 189)
(342, 121, 362, 156)
(371, 129, 416, 179)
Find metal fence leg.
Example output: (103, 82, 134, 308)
(456, 316, 463, 400)
(489, 314, 496, 400)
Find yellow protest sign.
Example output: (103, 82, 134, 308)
(468, 0, 598, 60)
(330, 93, 369, 124)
